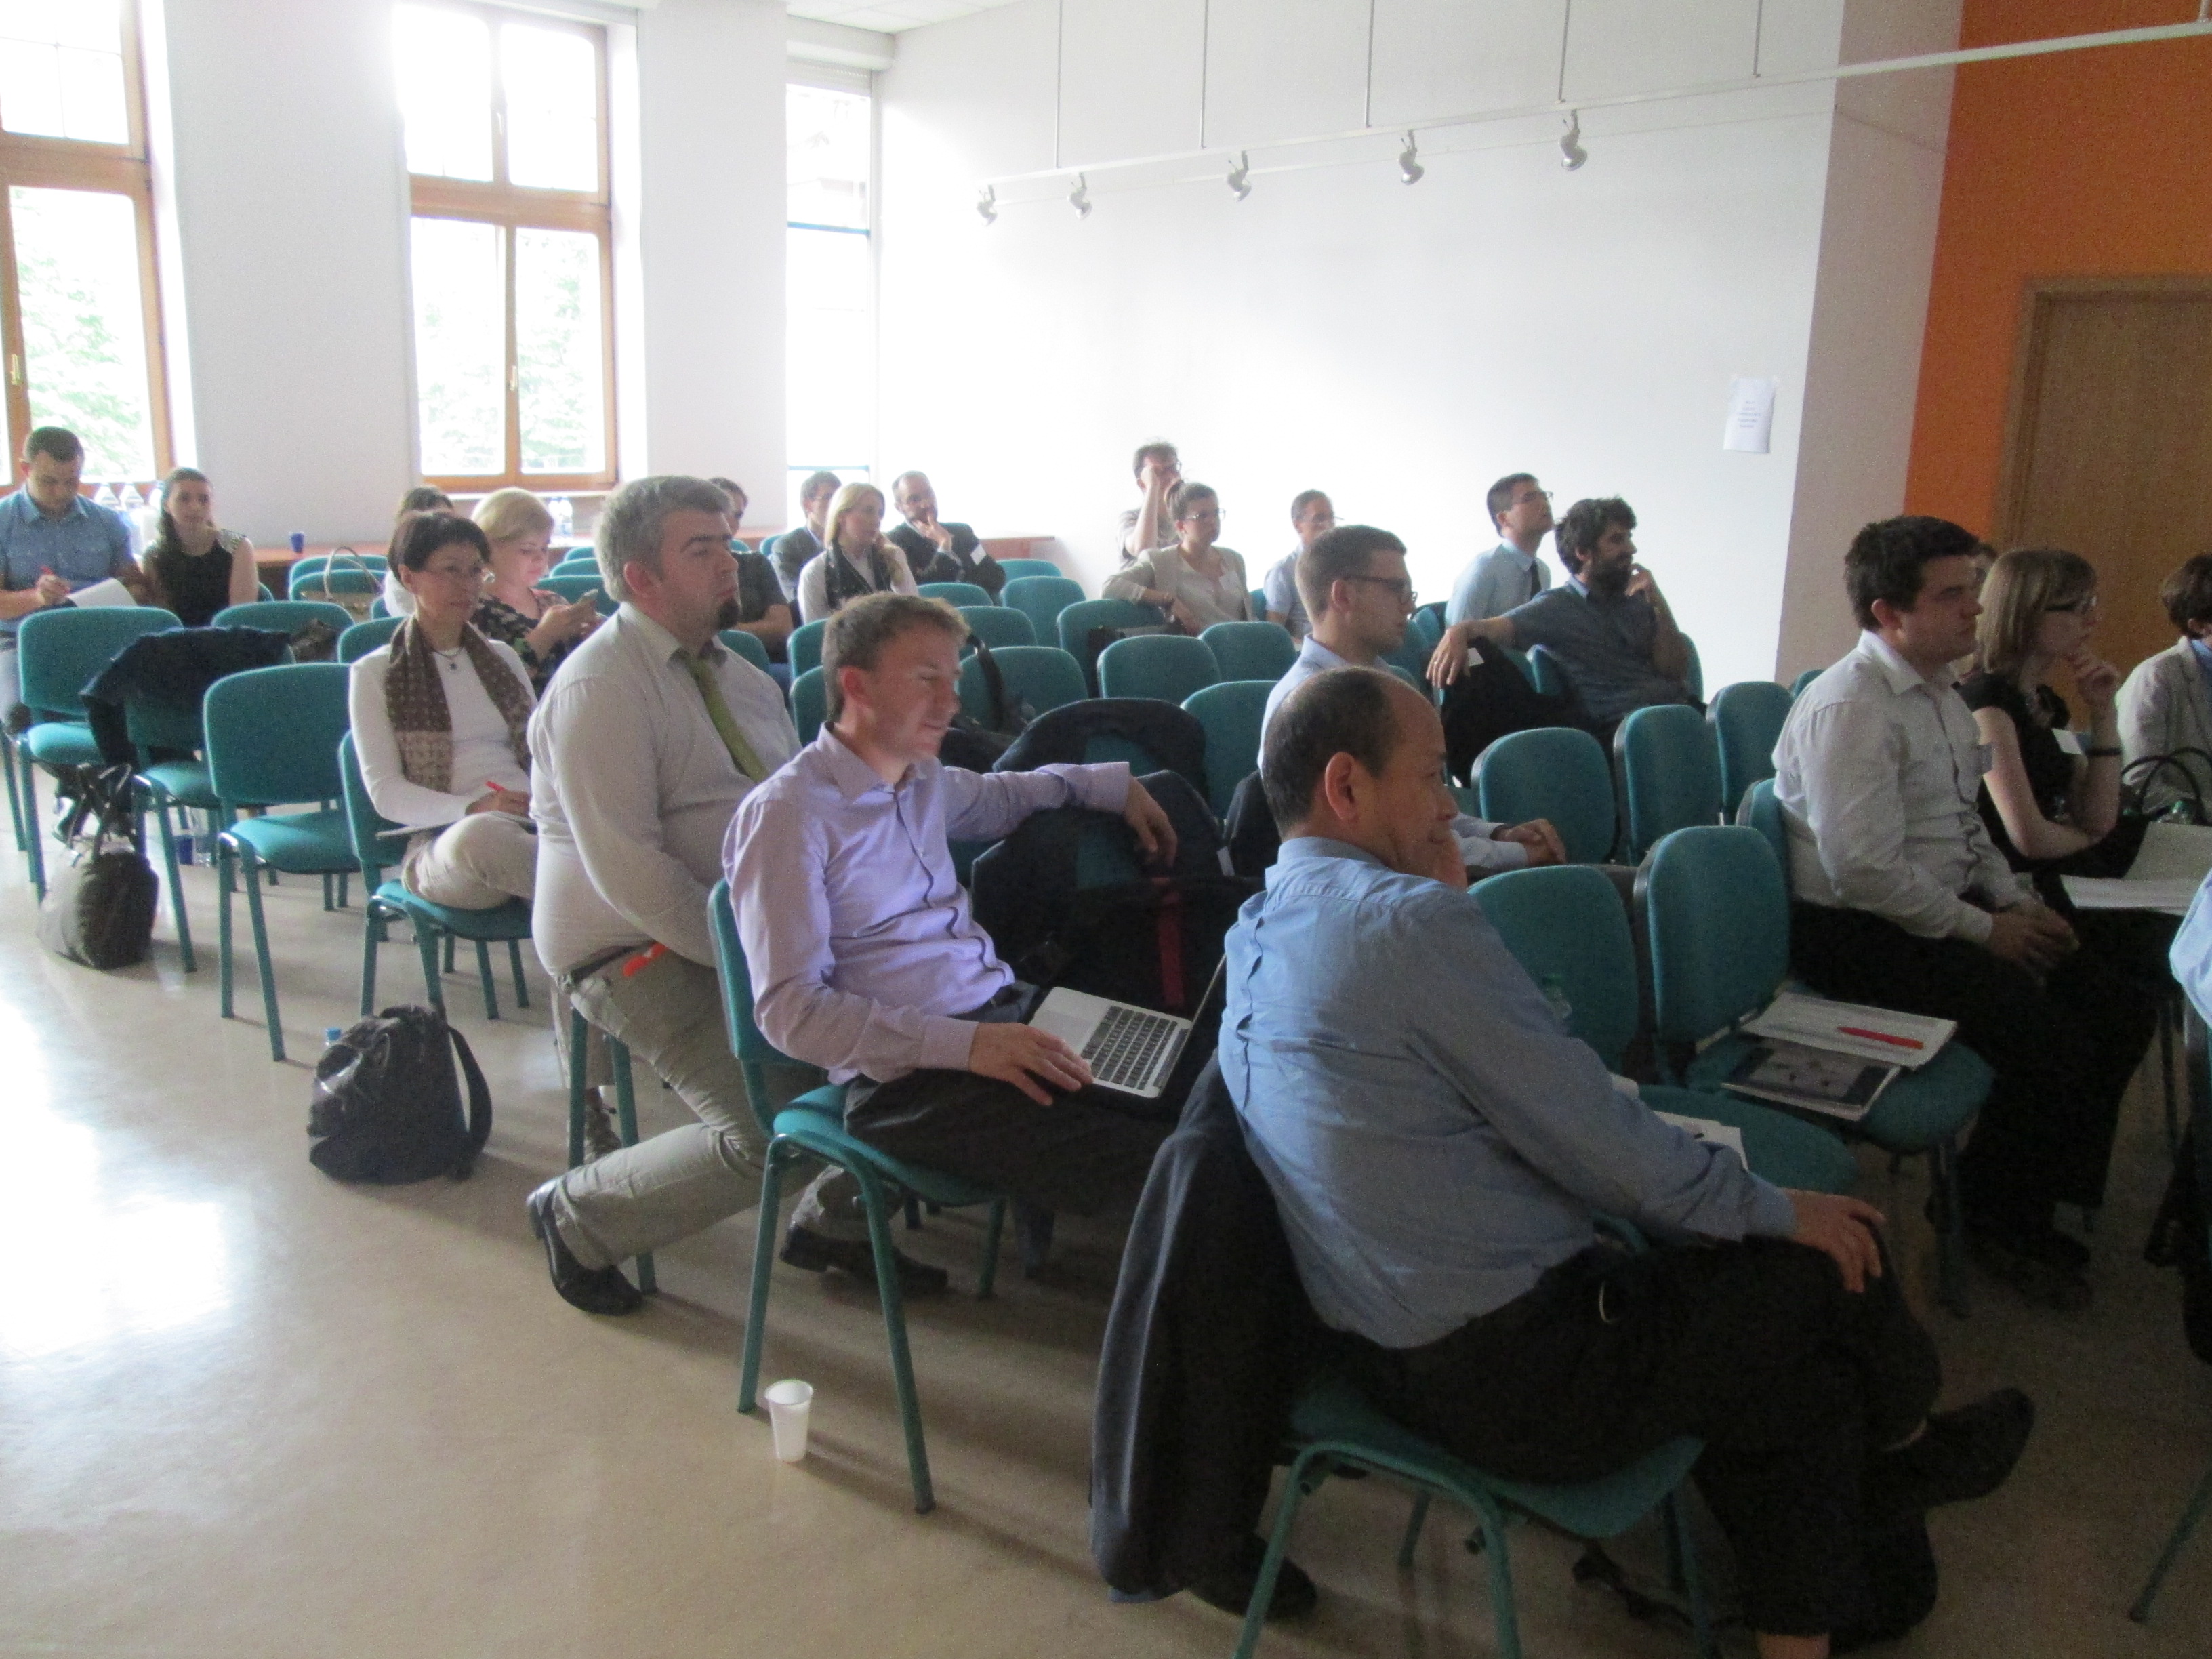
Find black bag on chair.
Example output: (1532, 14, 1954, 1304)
(308, 1004, 493, 1183)
(34, 764, 157, 970)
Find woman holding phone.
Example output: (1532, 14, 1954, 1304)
(470, 487, 599, 693)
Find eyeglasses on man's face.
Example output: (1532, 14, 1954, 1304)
(1345, 573, 1418, 605)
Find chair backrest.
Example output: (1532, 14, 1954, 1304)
(1474, 864, 1641, 1069)
(957, 605, 1036, 651)
(1614, 703, 1722, 859)
(1644, 824, 1790, 1045)
(1098, 632, 1218, 703)
(1527, 643, 1570, 698)
(553, 557, 599, 578)
(213, 599, 356, 636)
(338, 616, 405, 663)
(1183, 679, 1275, 816)
(705, 877, 791, 1140)
(956, 644, 1088, 724)
(996, 558, 1059, 582)
(1681, 634, 1704, 702)
(790, 666, 827, 743)
(1740, 776, 1790, 874)
(1790, 665, 1822, 700)
(262, 583, 279, 604)
(717, 628, 772, 672)
(335, 729, 400, 882)
(1381, 616, 1431, 681)
(789, 618, 827, 676)
(1057, 596, 1164, 689)
(918, 580, 990, 608)
(15, 605, 180, 720)
(289, 564, 380, 598)
(1003, 575, 1086, 647)
(1708, 680, 1793, 815)
(1200, 619, 1297, 682)
(1408, 607, 1446, 654)
(1248, 587, 1268, 619)
(1476, 725, 1618, 863)
(538, 572, 604, 605)
(202, 661, 351, 808)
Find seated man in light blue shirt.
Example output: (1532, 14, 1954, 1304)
(0, 425, 144, 718)
(1262, 523, 1561, 873)
(1224, 664, 2032, 1658)
(1444, 471, 1553, 624)
(1259, 489, 1334, 639)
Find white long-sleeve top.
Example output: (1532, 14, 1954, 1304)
(348, 640, 533, 831)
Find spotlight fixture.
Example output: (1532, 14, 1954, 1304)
(1226, 150, 1252, 201)
(1068, 173, 1092, 218)
(976, 185, 997, 225)
(1397, 131, 1424, 185)
(1559, 110, 1588, 171)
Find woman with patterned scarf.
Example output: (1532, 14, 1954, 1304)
(348, 513, 539, 910)
(794, 481, 919, 623)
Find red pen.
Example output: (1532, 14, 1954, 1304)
(1839, 1026, 1923, 1050)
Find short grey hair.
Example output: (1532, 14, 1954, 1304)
(595, 475, 731, 603)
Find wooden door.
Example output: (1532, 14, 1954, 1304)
(1996, 280, 2212, 689)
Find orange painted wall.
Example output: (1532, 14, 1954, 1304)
(1902, 0, 2212, 530)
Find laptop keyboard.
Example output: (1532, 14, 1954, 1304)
(1081, 1004, 1183, 1091)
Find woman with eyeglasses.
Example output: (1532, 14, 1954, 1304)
(1103, 480, 1252, 634)
(470, 487, 600, 693)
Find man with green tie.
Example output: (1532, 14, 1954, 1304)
(525, 476, 939, 1316)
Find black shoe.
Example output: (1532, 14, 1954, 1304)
(1865, 1389, 2034, 1524)
(526, 1180, 644, 1315)
(1185, 1535, 1319, 1621)
(1965, 1223, 2092, 1311)
(1015, 1202, 1056, 1277)
(780, 1224, 951, 1297)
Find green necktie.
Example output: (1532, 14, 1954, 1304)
(680, 651, 769, 783)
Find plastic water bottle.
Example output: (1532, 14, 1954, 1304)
(1540, 973, 1574, 1028)
(94, 481, 118, 510)
(550, 496, 573, 539)
(117, 481, 144, 514)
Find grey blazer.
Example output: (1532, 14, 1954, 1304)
(2117, 638, 2212, 814)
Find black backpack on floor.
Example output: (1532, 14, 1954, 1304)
(308, 1004, 492, 1183)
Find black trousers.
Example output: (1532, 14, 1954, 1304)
(1788, 902, 2156, 1227)
(1354, 1238, 1940, 1637)
(843, 991, 1170, 1217)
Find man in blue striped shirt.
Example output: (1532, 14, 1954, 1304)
(0, 426, 142, 718)
(1223, 665, 2032, 1655)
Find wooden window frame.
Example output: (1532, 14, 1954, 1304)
(405, 1, 615, 494)
(0, 0, 173, 482)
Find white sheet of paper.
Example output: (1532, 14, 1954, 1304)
(1742, 991, 1954, 1069)
(1654, 1111, 1747, 1169)
(2129, 821, 2212, 886)
(1723, 376, 1778, 453)
(66, 577, 136, 608)
(2062, 875, 2202, 916)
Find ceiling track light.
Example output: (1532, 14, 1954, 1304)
(1226, 150, 1252, 201)
(1068, 172, 1092, 218)
(1559, 110, 1589, 171)
(1397, 131, 1424, 184)
(976, 184, 997, 225)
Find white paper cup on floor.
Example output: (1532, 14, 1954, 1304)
(763, 1379, 814, 1462)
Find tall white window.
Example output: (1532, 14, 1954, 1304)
(786, 82, 872, 526)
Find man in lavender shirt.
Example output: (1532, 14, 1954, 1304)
(726, 594, 1181, 1248)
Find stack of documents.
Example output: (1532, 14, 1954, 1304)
(1721, 993, 1957, 1122)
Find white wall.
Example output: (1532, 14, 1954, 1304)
(147, 0, 789, 546)
(876, 0, 1953, 693)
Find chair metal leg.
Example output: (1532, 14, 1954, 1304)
(1475, 1501, 1525, 1659)
(413, 921, 445, 1013)
(1929, 1138, 1969, 1317)
(474, 939, 499, 1020)
(1397, 1491, 1433, 1570)
(1666, 1492, 1717, 1658)
(243, 857, 285, 1061)
(903, 1193, 922, 1230)
(738, 1144, 792, 1415)
(359, 899, 383, 1015)
(335, 871, 348, 909)
(566, 1009, 590, 1168)
(508, 939, 529, 1008)
(976, 1197, 1006, 1300)
(2160, 994, 2182, 1157)
(1, 735, 24, 853)
(321, 871, 333, 911)
(217, 838, 236, 1017)
(22, 761, 43, 900)
(849, 1156, 933, 1512)
(443, 933, 455, 973)
(2131, 1456, 2212, 1623)
(152, 793, 195, 972)
(1233, 1448, 1329, 1659)
(609, 1040, 655, 1294)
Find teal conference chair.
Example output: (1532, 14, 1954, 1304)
(1681, 635, 1704, 702)
(337, 733, 530, 1023)
(789, 619, 828, 677)
(125, 691, 218, 972)
(1708, 680, 1793, 816)
(995, 558, 1059, 582)
(14, 605, 180, 897)
(1790, 665, 1823, 700)
(1097, 632, 1217, 704)
(560, 1006, 655, 1294)
(1183, 680, 1276, 817)
(213, 599, 356, 636)
(918, 580, 990, 608)
(289, 565, 380, 602)
(338, 617, 404, 663)
(1475, 864, 1857, 1193)
(260, 583, 279, 604)
(1614, 703, 1721, 860)
(1527, 643, 1570, 699)
(716, 628, 773, 673)
(956, 605, 1034, 651)
(955, 644, 1087, 726)
(789, 667, 827, 744)
(1002, 575, 1086, 651)
(1200, 619, 1297, 682)
(1477, 726, 1618, 865)
(1643, 825, 1992, 1313)
(1247, 587, 1268, 619)
(1055, 597, 1163, 692)
(553, 555, 599, 577)
(709, 880, 1006, 1515)
(539, 573, 616, 615)
(1409, 606, 1446, 655)
(204, 663, 359, 1062)
(1380, 617, 1431, 683)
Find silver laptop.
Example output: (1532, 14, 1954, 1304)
(1028, 959, 1227, 1100)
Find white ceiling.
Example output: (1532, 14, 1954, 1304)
(786, 0, 1024, 33)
